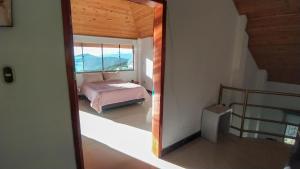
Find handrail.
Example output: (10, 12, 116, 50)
(229, 102, 300, 115)
(220, 85, 300, 98)
(240, 90, 248, 137)
(218, 84, 300, 141)
(231, 112, 299, 127)
(231, 125, 297, 139)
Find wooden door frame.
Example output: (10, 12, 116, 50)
(61, 0, 166, 168)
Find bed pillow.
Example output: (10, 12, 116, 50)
(82, 72, 104, 83)
(103, 72, 121, 81)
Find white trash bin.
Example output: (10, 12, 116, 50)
(201, 104, 232, 143)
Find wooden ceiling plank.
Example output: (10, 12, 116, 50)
(73, 0, 131, 12)
(71, 0, 154, 39)
(234, 0, 300, 18)
(234, 0, 300, 84)
(129, 1, 154, 37)
(247, 14, 300, 30)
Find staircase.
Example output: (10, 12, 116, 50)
(218, 85, 300, 145)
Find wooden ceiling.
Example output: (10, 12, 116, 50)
(233, 0, 300, 84)
(71, 0, 154, 39)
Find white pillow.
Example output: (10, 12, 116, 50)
(103, 72, 121, 81)
(82, 72, 103, 83)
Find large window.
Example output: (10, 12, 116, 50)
(74, 43, 134, 73)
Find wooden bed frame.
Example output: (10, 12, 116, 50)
(79, 95, 145, 112)
(102, 98, 145, 111)
(78, 94, 145, 112)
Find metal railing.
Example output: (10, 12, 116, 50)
(218, 85, 300, 140)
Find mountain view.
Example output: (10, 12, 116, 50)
(75, 53, 133, 72)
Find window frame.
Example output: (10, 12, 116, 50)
(74, 42, 135, 73)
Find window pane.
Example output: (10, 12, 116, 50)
(103, 45, 121, 71)
(82, 47, 102, 72)
(284, 125, 298, 145)
(146, 58, 153, 79)
(285, 125, 298, 137)
(74, 46, 83, 72)
(120, 46, 134, 70)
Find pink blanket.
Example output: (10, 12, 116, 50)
(81, 80, 150, 112)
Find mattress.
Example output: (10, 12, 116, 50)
(81, 80, 150, 112)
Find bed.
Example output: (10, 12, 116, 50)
(80, 80, 150, 113)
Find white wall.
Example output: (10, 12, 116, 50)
(229, 49, 267, 137)
(162, 0, 242, 148)
(244, 51, 267, 90)
(73, 35, 138, 87)
(0, 0, 76, 169)
(241, 51, 267, 137)
(229, 15, 267, 91)
(230, 15, 250, 89)
(137, 37, 154, 91)
(216, 14, 268, 138)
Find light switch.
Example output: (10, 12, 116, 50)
(3, 66, 14, 83)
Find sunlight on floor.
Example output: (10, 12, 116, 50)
(80, 110, 185, 169)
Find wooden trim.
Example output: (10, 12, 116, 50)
(61, 0, 84, 169)
(152, 2, 164, 157)
(74, 43, 134, 48)
(128, 0, 166, 157)
(74, 33, 138, 40)
(161, 131, 201, 156)
(155, 1, 166, 158)
(74, 42, 101, 47)
(0, 0, 13, 27)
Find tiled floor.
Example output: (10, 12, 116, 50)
(79, 98, 152, 131)
(79, 98, 292, 169)
(79, 98, 162, 169)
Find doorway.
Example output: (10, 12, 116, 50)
(61, 0, 166, 168)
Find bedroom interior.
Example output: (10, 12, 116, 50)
(69, 0, 164, 168)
